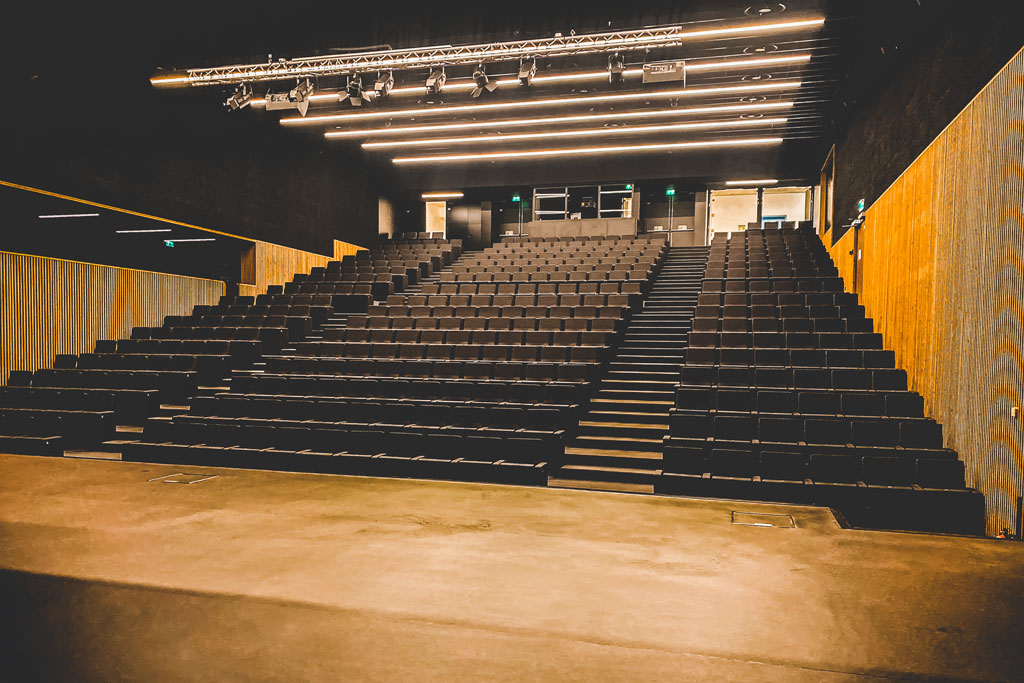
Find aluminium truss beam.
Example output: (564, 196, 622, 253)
(151, 17, 824, 88)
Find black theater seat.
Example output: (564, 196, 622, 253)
(659, 225, 980, 535)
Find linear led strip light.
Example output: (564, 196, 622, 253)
(282, 80, 801, 126)
(726, 179, 780, 186)
(38, 213, 100, 219)
(115, 228, 174, 233)
(391, 136, 783, 164)
(326, 101, 793, 139)
(422, 192, 464, 199)
(363, 116, 789, 149)
(151, 19, 823, 86)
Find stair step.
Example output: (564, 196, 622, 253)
(588, 410, 670, 420)
(579, 419, 669, 432)
(563, 446, 663, 468)
(552, 464, 660, 484)
(547, 478, 654, 494)
(591, 398, 673, 407)
(572, 435, 663, 453)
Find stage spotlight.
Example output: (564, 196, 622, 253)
(608, 53, 625, 83)
(426, 67, 447, 95)
(518, 57, 537, 86)
(266, 78, 315, 116)
(344, 75, 371, 107)
(471, 64, 499, 99)
(373, 70, 394, 98)
(225, 83, 253, 110)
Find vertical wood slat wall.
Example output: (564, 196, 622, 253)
(249, 240, 366, 293)
(827, 46, 1024, 535)
(333, 240, 364, 260)
(0, 252, 224, 386)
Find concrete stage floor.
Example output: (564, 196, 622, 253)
(0, 454, 1022, 682)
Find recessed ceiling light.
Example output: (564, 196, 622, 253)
(421, 192, 464, 199)
(725, 178, 780, 186)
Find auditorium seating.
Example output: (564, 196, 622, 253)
(121, 235, 667, 485)
(0, 242, 447, 454)
(286, 238, 462, 300)
(657, 226, 983, 535)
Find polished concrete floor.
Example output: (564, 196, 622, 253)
(0, 453, 1022, 682)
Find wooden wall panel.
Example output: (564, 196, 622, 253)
(249, 240, 366, 292)
(252, 241, 333, 293)
(333, 240, 366, 259)
(826, 46, 1024, 535)
(0, 252, 224, 385)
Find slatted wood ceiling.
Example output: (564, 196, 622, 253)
(827, 46, 1024, 535)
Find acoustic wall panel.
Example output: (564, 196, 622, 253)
(0, 252, 224, 385)
(827, 46, 1024, 535)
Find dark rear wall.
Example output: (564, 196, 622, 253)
(829, 0, 1024, 241)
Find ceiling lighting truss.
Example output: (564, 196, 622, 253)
(150, 17, 824, 87)
(247, 54, 811, 107)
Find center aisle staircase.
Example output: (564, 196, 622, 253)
(550, 245, 709, 491)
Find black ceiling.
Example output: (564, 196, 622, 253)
(0, 1, 1006, 201)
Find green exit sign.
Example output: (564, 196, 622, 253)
(665, 186, 675, 197)
(164, 240, 175, 247)
(857, 197, 866, 213)
(512, 193, 521, 202)
(625, 184, 633, 190)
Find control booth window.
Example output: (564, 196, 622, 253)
(533, 184, 633, 220)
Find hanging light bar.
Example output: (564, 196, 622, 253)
(362, 116, 788, 149)
(325, 101, 793, 139)
(115, 228, 174, 233)
(150, 17, 825, 87)
(685, 53, 811, 72)
(391, 136, 784, 164)
(725, 179, 780, 186)
(282, 80, 801, 126)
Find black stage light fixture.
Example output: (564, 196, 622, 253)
(267, 78, 315, 116)
(373, 70, 394, 98)
(225, 83, 253, 110)
(344, 74, 372, 106)
(471, 64, 499, 99)
(608, 53, 625, 83)
(518, 56, 537, 86)
(426, 67, 447, 95)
